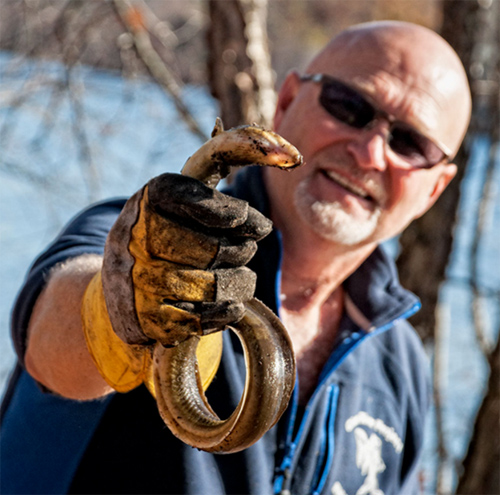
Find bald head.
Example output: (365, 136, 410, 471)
(306, 21, 471, 158)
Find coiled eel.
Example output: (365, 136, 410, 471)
(152, 118, 302, 453)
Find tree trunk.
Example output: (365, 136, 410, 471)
(206, 0, 275, 129)
(396, 0, 479, 343)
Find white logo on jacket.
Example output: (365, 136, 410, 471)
(331, 412, 403, 495)
(353, 427, 385, 495)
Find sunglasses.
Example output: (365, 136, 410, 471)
(300, 73, 451, 169)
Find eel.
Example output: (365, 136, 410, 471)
(152, 118, 302, 453)
(181, 117, 303, 186)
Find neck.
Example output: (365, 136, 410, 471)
(277, 227, 376, 405)
(278, 225, 376, 310)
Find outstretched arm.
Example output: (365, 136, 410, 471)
(25, 254, 113, 400)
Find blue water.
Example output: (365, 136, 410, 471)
(1, 53, 498, 494)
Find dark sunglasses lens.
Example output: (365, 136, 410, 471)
(319, 80, 374, 128)
(312, 76, 447, 168)
(389, 124, 445, 168)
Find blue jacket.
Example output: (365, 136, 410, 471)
(1, 167, 430, 495)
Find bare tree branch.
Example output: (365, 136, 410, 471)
(240, 0, 276, 127)
(112, 0, 208, 142)
(207, 0, 275, 129)
(64, 67, 100, 202)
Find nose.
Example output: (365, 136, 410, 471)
(346, 122, 388, 172)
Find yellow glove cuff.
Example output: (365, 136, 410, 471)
(82, 270, 154, 393)
(82, 271, 223, 395)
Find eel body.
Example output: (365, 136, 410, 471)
(154, 299, 295, 453)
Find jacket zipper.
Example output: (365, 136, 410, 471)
(311, 384, 340, 495)
(273, 331, 367, 495)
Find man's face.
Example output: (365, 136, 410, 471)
(266, 30, 467, 248)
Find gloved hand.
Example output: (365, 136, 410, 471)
(82, 118, 302, 400)
(106, 172, 272, 346)
(81, 173, 272, 393)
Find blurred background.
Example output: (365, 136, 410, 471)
(0, 1, 498, 494)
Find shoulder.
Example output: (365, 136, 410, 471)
(335, 321, 431, 417)
(357, 322, 429, 403)
(373, 320, 429, 376)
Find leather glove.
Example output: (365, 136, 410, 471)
(82, 173, 272, 393)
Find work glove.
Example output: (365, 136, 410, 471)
(82, 173, 272, 394)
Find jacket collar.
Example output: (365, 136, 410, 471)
(225, 167, 420, 331)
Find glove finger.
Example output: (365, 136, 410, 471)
(143, 212, 218, 269)
(175, 301, 246, 334)
(147, 173, 249, 229)
(213, 267, 256, 302)
(212, 238, 257, 269)
(133, 262, 256, 303)
(136, 298, 247, 347)
(142, 208, 258, 269)
(138, 301, 202, 347)
(133, 259, 215, 301)
(226, 206, 273, 241)
(200, 301, 246, 332)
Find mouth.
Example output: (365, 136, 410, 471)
(321, 169, 375, 203)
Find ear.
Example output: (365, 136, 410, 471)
(415, 162, 457, 218)
(273, 70, 302, 131)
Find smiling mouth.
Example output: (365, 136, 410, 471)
(321, 169, 374, 202)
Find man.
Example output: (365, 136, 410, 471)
(1, 21, 470, 495)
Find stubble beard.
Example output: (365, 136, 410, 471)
(294, 178, 382, 246)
